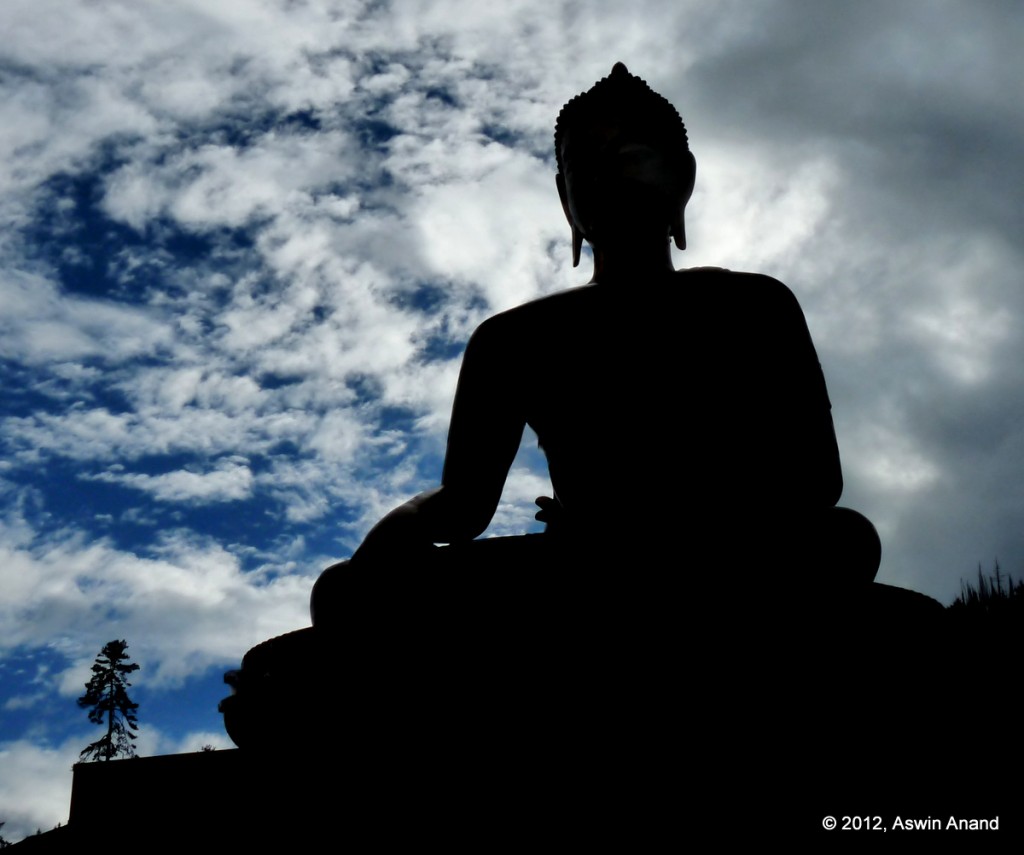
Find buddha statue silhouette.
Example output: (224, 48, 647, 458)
(310, 63, 880, 631)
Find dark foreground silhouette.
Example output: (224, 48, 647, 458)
(209, 66, 1019, 836)
(231, 58, 894, 748)
(311, 62, 879, 628)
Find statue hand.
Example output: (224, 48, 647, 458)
(535, 495, 566, 533)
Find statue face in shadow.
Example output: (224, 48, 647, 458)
(558, 120, 694, 250)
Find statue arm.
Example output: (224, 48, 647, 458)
(772, 278, 843, 506)
(801, 365, 844, 507)
(439, 315, 527, 533)
(353, 316, 525, 561)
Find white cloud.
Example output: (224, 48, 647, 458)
(410, 151, 567, 311)
(3, 691, 47, 712)
(0, 271, 172, 366)
(104, 132, 358, 232)
(0, 510, 311, 690)
(688, 144, 838, 273)
(0, 737, 76, 842)
(84, 457, 255, 503)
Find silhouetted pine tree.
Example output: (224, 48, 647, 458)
(77, 640, 140, 762)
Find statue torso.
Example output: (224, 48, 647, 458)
(478, 268, 840, 534)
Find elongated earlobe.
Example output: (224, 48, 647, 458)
(673, 152, 695, 251)
(557, 172, 583, 267)
(671, 212, 686, 251)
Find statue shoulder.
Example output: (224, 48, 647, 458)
(680, 266, 795, 293)
(680, 268, 807, 316)
(473, 286, 598, 336)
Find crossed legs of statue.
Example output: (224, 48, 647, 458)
(304, 506, 880, 762)
(310, 506, 881, 637)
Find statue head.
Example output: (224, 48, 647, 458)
(555, 63, 696, 266)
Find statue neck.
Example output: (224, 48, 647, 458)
(588, 237, 676, 285)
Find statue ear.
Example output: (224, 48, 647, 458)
(671, 213, 686, 251)
(672, 152, 697, 251)
(556, 173, 582, 268)
(556, 172, 571, 220)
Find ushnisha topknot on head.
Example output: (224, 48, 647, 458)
(554, 62, 690, 174)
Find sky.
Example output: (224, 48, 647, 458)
(1, 0, 1022, 838)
